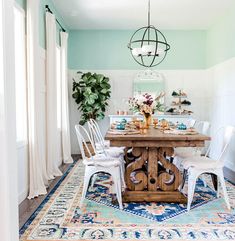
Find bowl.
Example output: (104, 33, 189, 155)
(116, 123, 126, 130)
(177, 123, 187, 130)
(121, 118, 127, 124)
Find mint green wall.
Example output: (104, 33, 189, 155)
(206, 6, 235, 67)
(15, 0, 235, 69)
(68, 30, 206, 70)
(15, 0, 26, 9)
(15, 0, 68, 49)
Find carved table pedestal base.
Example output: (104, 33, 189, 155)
(123, 146, 187, 203)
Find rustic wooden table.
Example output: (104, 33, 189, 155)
(105, 127, 210, 203)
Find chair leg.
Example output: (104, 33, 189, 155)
(91, 173, 98, 188)
(110, 175, 116, 194)
(187, 169, 198, 211)
(210, 173, 218, 191)
(120, 162, 126, 189)
(173, 156, 183, 171)
(80, 169, 93, 208)
(169, 156, 174, 163)
(116, 178, 124, 210)
(217, 170, 230, 210)
(112, 169, 123, 210)
(180, 169, 187, 191)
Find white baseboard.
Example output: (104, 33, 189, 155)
(18, 189, 28, 204)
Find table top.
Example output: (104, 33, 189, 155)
(105, 127, 210, 142)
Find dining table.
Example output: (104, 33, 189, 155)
(105, 127, 211, 203)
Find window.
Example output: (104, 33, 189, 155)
(14, 5, 27, 144)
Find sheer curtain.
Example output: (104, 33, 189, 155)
(60, 31, 73, 164)
(45, 12, 62, 178)
(27, 0, 48, 199)
(1, 0, 19, 239)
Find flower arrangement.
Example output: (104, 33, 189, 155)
(128, 92, 165, 115)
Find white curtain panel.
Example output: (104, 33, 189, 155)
(60, 32, 73, 163)
(45, 12, 62, 178)
(27, 0, 49, 199)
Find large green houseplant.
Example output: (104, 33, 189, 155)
(72, 72, 111, 125)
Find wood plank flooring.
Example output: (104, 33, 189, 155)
(19, 155, 80, 229)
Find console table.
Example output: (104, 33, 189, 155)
(109, 114, 193, 126)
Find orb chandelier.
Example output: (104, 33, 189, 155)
(127, 0, 170, 68)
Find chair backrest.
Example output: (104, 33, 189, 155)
(75, 124, 96, 160)
(195, 121, 211, 135)
(206, 125, 235, 163)
(88, 119, 105, 148)
(195, 121, 211, 155)
(186, 118, 196, 128)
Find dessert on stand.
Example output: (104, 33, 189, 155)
(166, 89, 193, 115)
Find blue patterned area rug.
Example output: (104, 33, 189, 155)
(20, 161, 235, 241)
(86, 173, 217, 222)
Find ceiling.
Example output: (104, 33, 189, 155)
(52, 0, 234, 30)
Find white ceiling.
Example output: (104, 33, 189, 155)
(52, 0, 234, 30)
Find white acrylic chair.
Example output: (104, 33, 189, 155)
(194, 121, 211, 155)
(181, 125, 235, 211)
(186, 118, 196, 128)
(87, 119, 126, 189)
(88, 119, 110, 149)
(174, 121, 211, 164)
(75, 124, 123, 209)
(174, 121, 211, 187)
(88, 119, 125, 158)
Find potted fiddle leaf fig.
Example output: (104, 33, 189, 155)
(72, 72, 111, 125)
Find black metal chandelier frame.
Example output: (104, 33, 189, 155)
(127, 0, 170, 68)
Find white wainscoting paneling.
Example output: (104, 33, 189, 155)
(207, 57, 235, 171)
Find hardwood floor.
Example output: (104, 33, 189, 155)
(19, 156, 235, 229)
(19, 155, 80, 229)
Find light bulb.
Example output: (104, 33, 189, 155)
(149, 47, 164, 56)
(142, 45, 155, 55)
(132, 48, 143, 57)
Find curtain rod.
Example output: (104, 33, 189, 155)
(45, 5, 66, 32)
